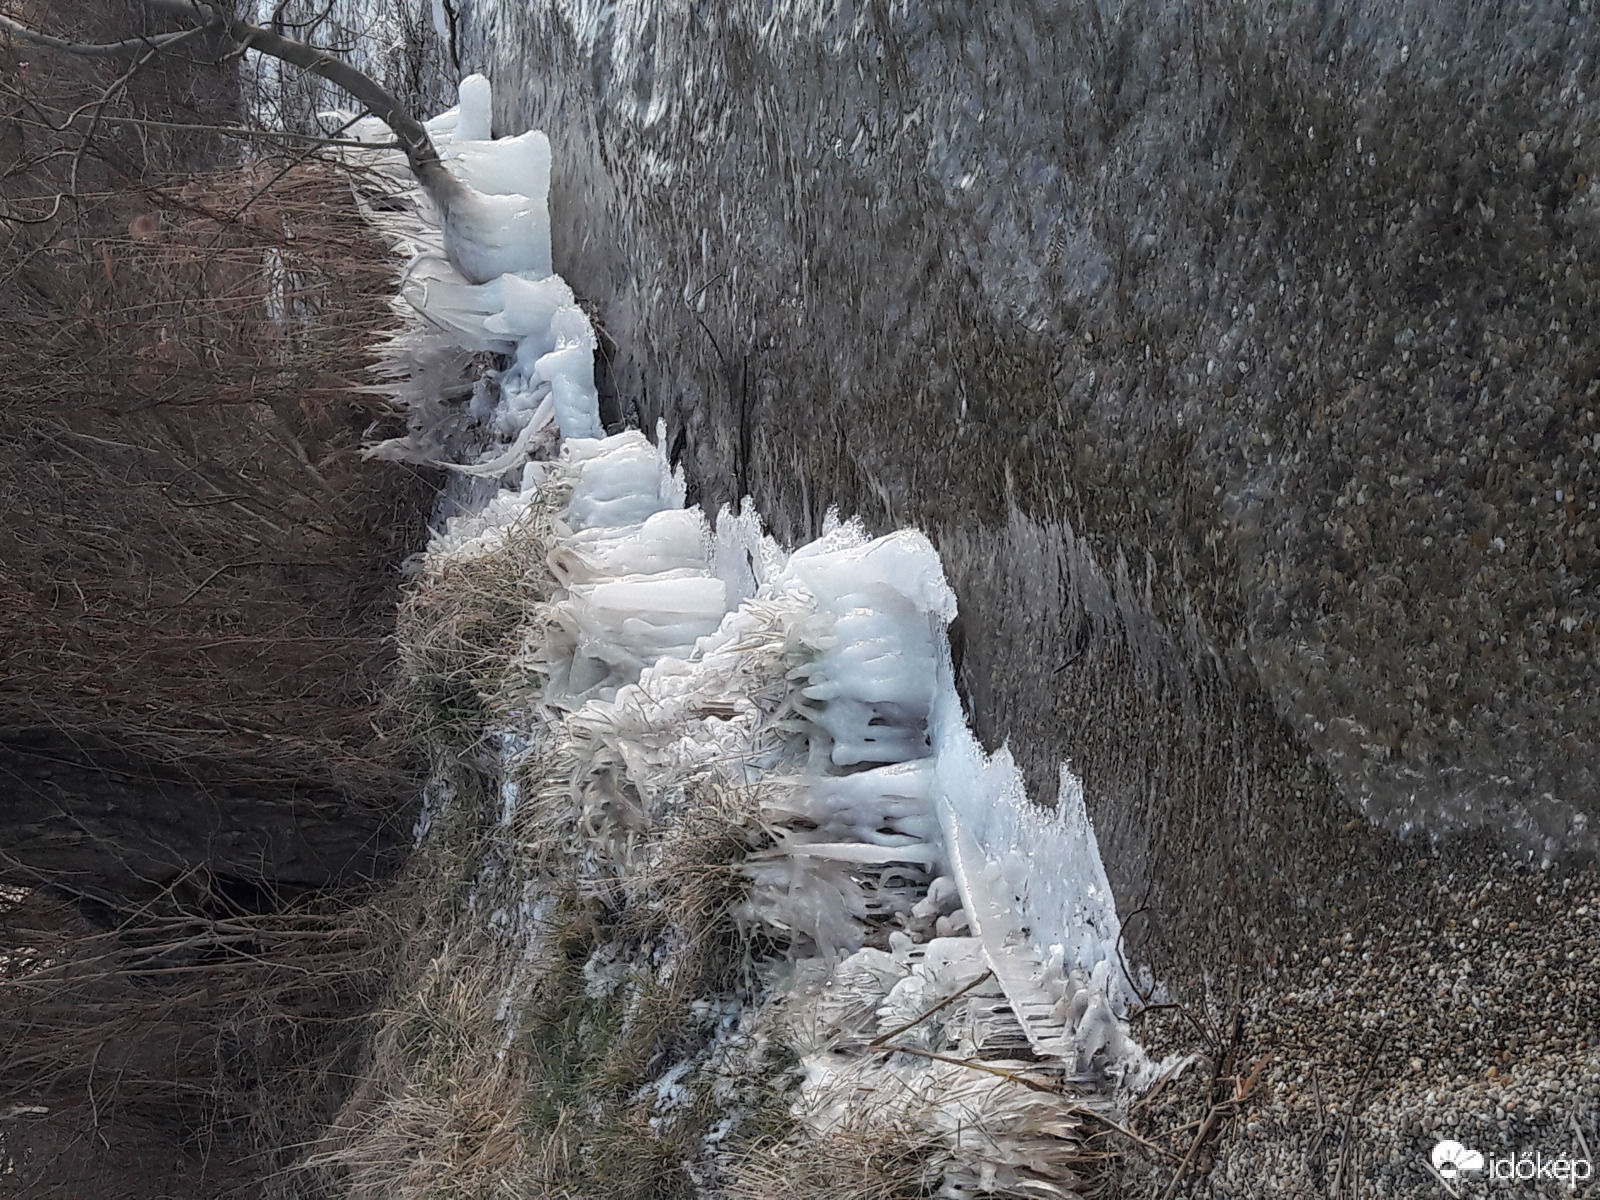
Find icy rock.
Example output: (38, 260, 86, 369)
(532, 306, 603, 439)
(443, 127, 552, 199)
(438, 186, 553, 285)
(934, 909, 971, 937)
(563, 431, 675, 529)
(911, 875, 961, 921)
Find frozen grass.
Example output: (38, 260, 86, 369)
(308, 70, 1202, 1199)
(395, 493, 567, 750)
(721, 1130, 945, 1200)
(336, 474, 1136, 1198)
(318, 692, 790, 1200)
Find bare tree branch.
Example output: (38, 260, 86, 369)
(68, 38, 167, 199)
(0, 192, 65, 225)
(8, 112, 401, 150)
(0, 12, 218, 58)
(2, 1, 455, 202)
(138, 0, 454, 197)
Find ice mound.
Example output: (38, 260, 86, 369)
(423, 78, 555, 283)
(487, 273, 575, 356)
(530, 306, 603, 439)
(550, 508, 707, 586)
(529, 431, 724, 706)
(561, 429, 678, 530)
(546, 572, 729, 705)
(327, 73, 553, 285)
(771, 524, 953, 765)
(443, 127, 552, 199)
(711, 499, 786, 607)
(436, 187, 552, 284)
(556, 596, 816, 867)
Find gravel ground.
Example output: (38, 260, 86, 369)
(1125, 859, 1598, 1198)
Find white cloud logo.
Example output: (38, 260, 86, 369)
(1432, 1140, 1486, 1180)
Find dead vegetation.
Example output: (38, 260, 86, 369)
(316, 515, 796, 1199)
(0, 877, 411, 1199)
(0, 7, 437, 1194)
(317, 753, 786, 1200)
(721, 1131, 945, 1200)
(1, 3, 436, 906)
(394, 494, 568, 752)
(0, 162, 432, 828)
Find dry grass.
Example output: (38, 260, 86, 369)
(0, 878, 411, 1199)
(314, 871, 718, 1200)
(0, 18, 439, 1192)
(315, 719, 790, 1200)
(721, 1131, 945, 1200)
(394, 497, 567, 752)
(0, 162, 432, 803)
(339, 519, 821, 1200)
(312, 941, 538, 1200)
(1, 9, 435, 826)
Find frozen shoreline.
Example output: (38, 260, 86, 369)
(337, 73, 1183, 1195)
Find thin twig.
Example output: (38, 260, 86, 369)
(9, 112, 401, 149)
(867, 968, 994, 1048)
(0, 13, 219, 58)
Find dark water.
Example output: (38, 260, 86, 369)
(458, 0, 1599, 967)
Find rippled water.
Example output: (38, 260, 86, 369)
(437, 0, 1599, 963)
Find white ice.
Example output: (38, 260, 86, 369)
(424, 71, 492, 142)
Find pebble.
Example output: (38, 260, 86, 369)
(1124, 864, 1599, 1197)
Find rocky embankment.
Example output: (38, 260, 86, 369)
(1131, 856, 1598, 1196)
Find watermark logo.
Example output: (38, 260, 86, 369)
(1432, 1140, 1485, 1180)
(1430, 1139, 1594, 1189)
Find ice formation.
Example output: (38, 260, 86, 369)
(322, 74, 596, 462)
(369, 74, 1178, 1197)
